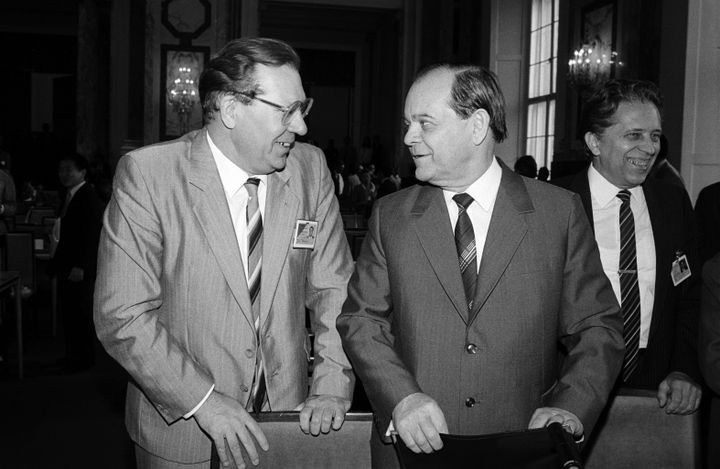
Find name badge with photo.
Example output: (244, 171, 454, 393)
(293, 220, 318, 249)
(671, 252, 692, 286)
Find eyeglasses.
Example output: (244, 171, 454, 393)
(235, 91, 313, 126)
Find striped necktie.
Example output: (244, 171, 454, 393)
(245, 178, 267, 412)
(453, 193, 477, 311)
(617, 189, 641, 382)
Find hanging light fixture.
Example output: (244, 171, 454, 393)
(567, 40, 623, 91)
(167, 55, 201, 134)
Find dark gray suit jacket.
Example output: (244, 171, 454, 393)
(338, 162, 624, 467)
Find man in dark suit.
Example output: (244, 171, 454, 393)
(695, 181, 720, 265)
(700, 252, 720, 396)
(337, 63, 624, 468)
(51, 153, 104, 372)
(555, 79, 702, 415)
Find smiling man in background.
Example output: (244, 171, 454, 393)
(555, 79, 702, 416)
(94, 37, 354, 469)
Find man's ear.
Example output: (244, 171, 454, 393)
(218, 94, 238, 129)
(584, 131, 601, 156)
(471, 109, 491, 145)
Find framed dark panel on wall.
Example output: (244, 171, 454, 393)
(159, 44, 209, 141)
(581, 0, 617, 81)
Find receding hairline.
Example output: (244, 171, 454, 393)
(407, 67, 457, 107)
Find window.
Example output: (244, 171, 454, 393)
(526, 0, 559, 172)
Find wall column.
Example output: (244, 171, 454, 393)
(489, 0, 528, 165)
(76, 0, 110, 159)
(682, 0, 720, 202)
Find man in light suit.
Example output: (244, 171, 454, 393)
(94, 38, 354, 468)
(337, 63, 625, 468)
(555, 80, 702, 415)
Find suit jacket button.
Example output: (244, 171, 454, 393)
(245, 349, 254, 359)
(466, 343, 478, 354)
(465, 397, 476, 408)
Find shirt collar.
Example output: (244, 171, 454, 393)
(68, 180, 86, 198)
(207, 132, 266, 199)
(588, 163, 643, 207)
(443, 156, 502, 211)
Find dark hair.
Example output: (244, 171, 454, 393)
(657, 134, 669, 161)
(199, 37, 301, 122)
(59, 153, 89, 172)
(514, 155, 537, 178)
(414, 63, 508, 142)
(580, 79, 663, 137)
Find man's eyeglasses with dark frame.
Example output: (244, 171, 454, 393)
(235, 91, 313, 127)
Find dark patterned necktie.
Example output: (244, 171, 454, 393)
(617, 190, 641, 382)
(453, 193, 477, 311)
(245, 178, 266, 412)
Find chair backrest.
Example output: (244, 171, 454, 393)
(26, 208, 56, 225)
(211, 412, 373, 469)
(0, 232, 35, 292)
(583, 388, 700, 469)
(12, 223, 52, 256)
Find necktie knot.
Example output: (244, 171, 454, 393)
(245, 178, 260, 198)
(453, 193, 474, 212)
(616, 189, 631, 204)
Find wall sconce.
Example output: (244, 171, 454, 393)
(167, 62, 200, 134)
(567, 41, 623, 91)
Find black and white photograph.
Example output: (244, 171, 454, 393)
(0, 1, 717, 468)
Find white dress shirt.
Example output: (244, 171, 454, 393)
(208, 133, 267, 280)
(442, 157, 502, 273)
(588, 165, 656, 348)
(183, 133, 268, 419)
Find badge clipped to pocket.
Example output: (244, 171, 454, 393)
(671, 251, 692, 286)
(293, 219, 318, 249)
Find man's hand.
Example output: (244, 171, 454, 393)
(657, 371, 702, 414)
(392, 392, 448, 454)
(528, 407, 584, 437)
(296, 394, 351, 435)
(193, 391, 268, 468)
(68, 267, 84, 282)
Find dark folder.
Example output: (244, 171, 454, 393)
(393, 422, 582, 469)
(209, 411, 373, 469)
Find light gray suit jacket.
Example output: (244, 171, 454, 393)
(94, 129, 354, 463)
(338, 163, 624, 454)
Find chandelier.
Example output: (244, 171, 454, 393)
(567, 41, 622, 90)
(167, 61, 200, 134)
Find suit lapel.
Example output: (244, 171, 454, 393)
(186, 130, 254, 327)
(411, 185, 469, 323)
(260, 169, 299, 325)
(469, 167, 532, 325)
(643, 182, 670, 344)
(571, 170, 594, 230)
